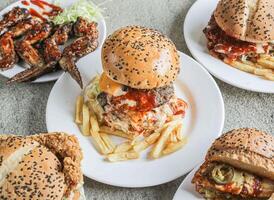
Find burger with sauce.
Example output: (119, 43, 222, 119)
(192, 128, 274, 200)
(204, 0, 274, 66)
(84, 26, 187, 136)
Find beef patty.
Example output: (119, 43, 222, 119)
(97, 84, 174, 109)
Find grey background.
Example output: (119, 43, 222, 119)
(0, 0, 273, 199)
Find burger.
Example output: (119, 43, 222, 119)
(203, 0, 274, 71)
(192, 128, 274, 200)
(0, 133, 85, 200)
(84, 26, 187, 136)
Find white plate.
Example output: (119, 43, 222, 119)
(173, 165, 202, 200)
(46, 50, 224, 187)
(0, 0, 106, 83)
(184, 0, 274, 93)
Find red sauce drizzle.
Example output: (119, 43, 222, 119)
(29, 8, 46, 21)
(21, 0, 30, 6)
(111, 90, 156, 112)
(30, 0, 62, 11)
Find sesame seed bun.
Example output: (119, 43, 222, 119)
(0, 133, 84, 200)
(206, 128, 274, 180)
(214, 0, 274, 43)
(101, 26, 180, 89)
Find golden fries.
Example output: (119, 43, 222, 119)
(162, 139, 187, 156)
(90, 130, 111, 155)
(75, 95, 84, 124)
(149, 124, 175, 159)
(114, 142, 132, 153)
(101, 133, 116, 153)
(90, 111, 100, 133)
(175, 123, 183, 141)
(133, 131, 160, 152)
(106, 151, 139, 162)
(75, 94, 188, 162)
(257, 58, 274, 69)
(82, 104, 90, 136)
(228, 58, 274, 81)
(100, 126, 134, 140)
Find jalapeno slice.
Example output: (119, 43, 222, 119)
(211, 164, 234, 185)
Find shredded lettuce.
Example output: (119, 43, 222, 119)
(52, 0, 103, 24)
(84, 75, 101, 101)
(84, 76, 104, 122)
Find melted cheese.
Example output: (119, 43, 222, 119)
(99, 73, 126, 96)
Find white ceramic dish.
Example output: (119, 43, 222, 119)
(173, 165, 202, 200)
(0, 0, 106, 83)
(46, 50, 224, 187)
(184, 0, 274, 93)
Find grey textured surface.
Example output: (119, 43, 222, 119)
(0, 0, 273, 199)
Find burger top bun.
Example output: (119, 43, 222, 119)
(206, 128, 274, 180)
(214, 0, 274, 43)
(102, 26, 180, 89)
(0, 133, 83, 200)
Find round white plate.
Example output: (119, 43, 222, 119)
(184, 0, 274, 93)
(0, 0, 106, 83)
(173, 165, 202, 200)
(46, 50, 224, 187)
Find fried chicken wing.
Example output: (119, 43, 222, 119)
(43, 22, 73, 66)
(9, 17, 40, 38)
(0, 32, 18, 70)
(0, 7, 30, 33)
(0, 18, 39, 70)
(59, 17, 99, 88)
(7, 22, 53, 83)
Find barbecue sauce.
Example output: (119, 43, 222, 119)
(21, 1, 30, 6)
(112, 90, 156, 112)
(22, 0, 63, 20)
(29, 8, 46, 21)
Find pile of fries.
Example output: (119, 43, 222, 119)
(224, 54, 274, 81)
(75, 95, 187, 162)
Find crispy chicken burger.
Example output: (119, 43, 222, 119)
(0, 133, 85, 200)
(192, 128, 274, 200)
(84, 26, 187, 136)
(204, 0, 274, 68)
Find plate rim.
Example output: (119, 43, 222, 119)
(0, 0, 107, 83)
(183, 0, 274, 94)
(46, 51, 225, 188)
(173, 165, 201, 200)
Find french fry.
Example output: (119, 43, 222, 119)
(90, 111, 100, 133)
(75, 95, 84, 124)
(114, 142, 132, 153)
(169, 131, 178, 143)
(229, 60, 274, 81)
(162, 139, 187, 156)
(90, 130, 110, 155)
(230, 61, 254, 73)
(100, 126, 134, 140)
(149, 124, 176, 159)
(133, 131, 161, 152)
(268, 56, 274, 62)
(82, 104, 90, 136)
(175, 123, 183, 141)
(106, 151, 139, 162)
(264, 73, 274, 81)
(101, 133, 116, 153)
(257, 58, 274, 69)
